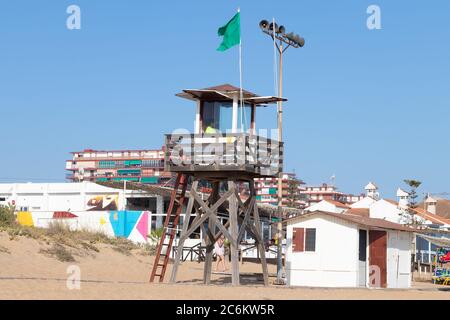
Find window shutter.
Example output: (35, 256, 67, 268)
(305, 228, 316, 252)
(292, 228, 305, 252)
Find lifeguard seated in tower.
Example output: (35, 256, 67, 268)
(204, 122, 218, 134)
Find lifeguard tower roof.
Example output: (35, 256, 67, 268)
(176, 83, 287, 105)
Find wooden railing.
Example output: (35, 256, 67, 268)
(172, 242, 206, 263)
(164, 133, 283, 177)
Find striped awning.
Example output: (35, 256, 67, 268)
(417, 234, 450, 248)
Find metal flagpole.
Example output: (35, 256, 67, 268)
(276, 39, 284, 285)
(273, 18, 278, 98)
(271, 17, 282, 283)
(238, 8, 243, 132)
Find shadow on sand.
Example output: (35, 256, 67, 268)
(175, 273, 268, 286)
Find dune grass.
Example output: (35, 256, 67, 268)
(0, 205, 155, 261)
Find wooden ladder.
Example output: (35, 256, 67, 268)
(149, 173, 189, 283)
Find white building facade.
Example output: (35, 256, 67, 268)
(0, 182, 166, 244)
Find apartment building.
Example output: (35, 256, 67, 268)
(255, 177, 365, 209)
(66, 148, 171, 184)
(302, 183, 364, 207)
(254, 173, 307, 208)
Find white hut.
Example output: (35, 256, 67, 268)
(285, 211, 416, 288)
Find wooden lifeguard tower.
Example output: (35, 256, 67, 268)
(149, 84, 285, 286)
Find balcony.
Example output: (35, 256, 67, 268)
(97, 160, 164, 170)
(73, 152, 164, 161)
(164, 133, 283, 178)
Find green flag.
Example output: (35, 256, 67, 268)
(217, 12, 240, 51)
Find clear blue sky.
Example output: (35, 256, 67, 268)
(0, 1, 449, 198)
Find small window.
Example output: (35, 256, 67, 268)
(305, 228, 316, 252)
(293, 227, 316, 252)
(359, 230, 367, 262)
(0, 197, 6, 201)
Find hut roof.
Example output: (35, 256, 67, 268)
(176, 83, 287, 105)
(286, 210, 419, 233)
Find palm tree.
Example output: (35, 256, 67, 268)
(148, 227, 164, 244)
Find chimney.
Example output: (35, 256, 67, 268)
(396, 188, 409, 210)
(364, 182, 379, 200)
(425, 195, 437, 214)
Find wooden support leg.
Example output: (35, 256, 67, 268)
(228, 181, 240, 286)
(253, 201, 269, 286)
(203, 182, 219, 285)
(203, 218, 215, 285)
(170, 180, 198, 283)
(250, 181, 269, 286)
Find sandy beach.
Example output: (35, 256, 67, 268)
(0, 232, 448, 300)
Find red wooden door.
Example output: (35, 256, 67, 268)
(369, 230, 387, 288)
(292, 228, 305, 252)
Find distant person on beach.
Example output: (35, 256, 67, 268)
(214, 235, 226, 272)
